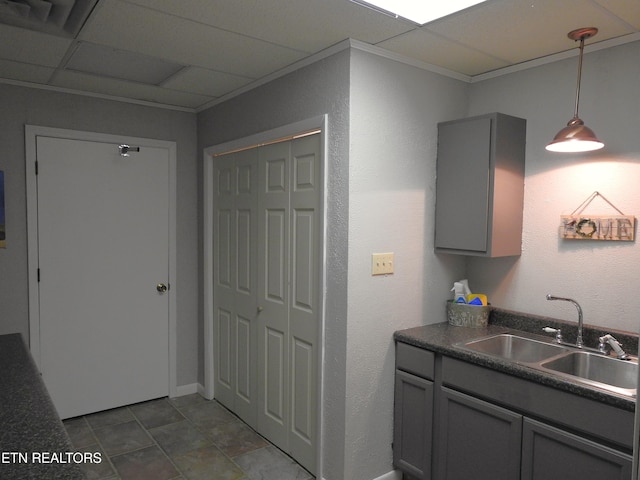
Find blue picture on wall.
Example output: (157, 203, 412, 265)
(0, 171, 5, 248)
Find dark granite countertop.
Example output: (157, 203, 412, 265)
(0, 333, 85, 479)
(394, 307, 638, 412)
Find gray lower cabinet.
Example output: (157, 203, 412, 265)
(394, 370, 434, 479)
(394, 343, 435, 480)
(521, 418, 632, 480)
(437, 387, 522, 480)
(393, 341, 633, 480)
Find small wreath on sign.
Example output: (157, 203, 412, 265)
(576, 218, 597, 238)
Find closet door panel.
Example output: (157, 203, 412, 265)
(288, 134, 321, 473)
(258, 141, 291, 450)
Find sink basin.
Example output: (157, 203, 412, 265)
(459, 334, 570, 363)
(540, 351, 638, 395)
(457, 333, 638, 398)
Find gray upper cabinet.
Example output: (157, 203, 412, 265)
(435, 112, 526, 257)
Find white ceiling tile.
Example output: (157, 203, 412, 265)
(51, 69, 214, 108)
(0, 58, 55, 83)
(79, 0, 308, 78)
(378, 29, 510, 76)
(162, 67, 253, 97)
(592, 0, 640, 30)
(125, 0, 416, 51)
(0, 23, 71, 66)
(1, 0, 638, 108)
(66, 42, 184, 84)
(425, 0, 635, 64)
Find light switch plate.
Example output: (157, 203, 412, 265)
(372, 252, 394, 275)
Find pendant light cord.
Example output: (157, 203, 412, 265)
(572, 35, 585, 120)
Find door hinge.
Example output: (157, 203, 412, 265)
(35, 161, 38, 175)
(37, 268, 40, 282)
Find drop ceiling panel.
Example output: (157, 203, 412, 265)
(79, 0, 308, 78)
(162, 67, 253, 98)
(0, 58, 55, 83)
(66, 42, 184, 84)
(593, 0, 640, 30)
(0, 23, 71, 66)
(425, 0, 636, 64)
(378, 29, 510, 76)
(52, 69, 213, 108)
(1, 0, 638, 109)
(125, 0, 416, 52)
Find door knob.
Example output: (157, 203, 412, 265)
(257, 306, 263, 313)
(156, 283, 168, 293)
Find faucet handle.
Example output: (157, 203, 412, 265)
(597, 337, 608, 354)
(543, 327, 563, 343)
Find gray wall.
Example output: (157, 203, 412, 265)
(0, 84, 199, 386)
(466, 40, 640, 333)
(197, 45, 468, 479)
(197, 49, 351, 480)
(345, 48, 467, 480)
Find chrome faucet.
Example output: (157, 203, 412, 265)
(546, 294, 584, 348)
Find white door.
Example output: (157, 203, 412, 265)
(257, 134, 320, 473)
(211, 132, 321, 474)
(34, 135, 171, 419)
(213, 148, 258, 427)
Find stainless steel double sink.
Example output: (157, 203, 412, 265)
(456, 333, 637, 398)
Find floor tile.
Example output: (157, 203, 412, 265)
(234, 446, 312, 480)
(111, 445, 180, 480)
(172, 445, 244, 480)
(86, 406, 135, 429)
(93, 420, 154, 456)
(179, 400, 235, 428)
(72, 397, 312, 480)
(149, 420, 214, 457)
(64, 417, 97, 448)
(169, 393, 208, 410)
(205, 419, 268, 457)
(75, 444, 115, 480)
(130, 398, 185, 429)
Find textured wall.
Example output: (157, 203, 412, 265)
(197, 49, 351, 480)
(346, 49, 467, 480)
(0, 85, 199, 386)
(466, 40, 640, 335)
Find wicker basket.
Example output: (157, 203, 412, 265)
(446, 301, 491, 328)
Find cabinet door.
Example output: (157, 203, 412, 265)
(522, 418, 632, 480)
(437, 387, 522, 480)
(435, 116, 492, 253)
(394, 370, 434, 480)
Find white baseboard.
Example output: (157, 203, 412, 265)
(197, 382, 213, 399)
(372, 470, 402, 480)
(172, 383, 200, 397)
(319, 469, 401, 480)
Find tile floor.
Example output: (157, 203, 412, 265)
(63, 394, 314, 480)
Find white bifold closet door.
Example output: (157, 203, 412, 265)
(213, 133, 321, 474)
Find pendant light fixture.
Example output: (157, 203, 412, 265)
(546, 27, 604, 153)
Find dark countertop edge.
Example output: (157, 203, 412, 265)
(0, 333, 86, 479)
(394, 308, 637, 412)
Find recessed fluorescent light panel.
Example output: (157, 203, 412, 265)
(351, 0, 488, 25)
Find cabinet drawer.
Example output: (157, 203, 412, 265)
(396, 342, 434, 380)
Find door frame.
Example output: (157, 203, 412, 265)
(203, 115, 327, 475)
(25, 125, 178, 398)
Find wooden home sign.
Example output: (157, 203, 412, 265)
(560, 215, 636, 241)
